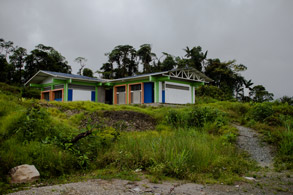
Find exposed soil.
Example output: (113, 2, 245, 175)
(80, 111, 156, 131)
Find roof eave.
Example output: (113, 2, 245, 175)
(24, 70, 44, 86)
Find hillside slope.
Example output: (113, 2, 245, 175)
(0, 84, 292, 193)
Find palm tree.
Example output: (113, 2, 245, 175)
(243, 79, 254, 101)
(183, 46, 208, 72)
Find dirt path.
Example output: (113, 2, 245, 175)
(9, 173, 293, 195)
(233, 124, 273, 168)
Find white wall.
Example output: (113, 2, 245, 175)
(159, 81, 162, 103)
(72, 89, 92, 101)
(165, 82, 191, 104)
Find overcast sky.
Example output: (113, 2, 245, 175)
(1, 0, 292, 98)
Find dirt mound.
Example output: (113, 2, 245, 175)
(80, 110, 156, 131)
(103, 110, 156, 131)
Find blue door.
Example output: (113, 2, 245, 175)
(91, 91, 96, 102)
(162, 90, 165, 103)
(144, 82, 154, 103)
(68, 89, 73, 101)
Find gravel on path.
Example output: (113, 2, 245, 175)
(9, 179, 206, 195)
(233, 124, 273, 167)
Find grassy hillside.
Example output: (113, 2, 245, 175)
(0, 84, 292, 193)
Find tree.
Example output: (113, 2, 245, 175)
(159, 52, 177, 71)
(75, 57, 87, 75)
(250, 85, 274, 102)
(9, 47, 27, 84)
(24, 44, 71, 81)
(204, 58, 247, 98)
(99, 62, 114, 79)
(280, 96, 293, 105)
(82, 68, 93, 77)
(103, 45, 138, 78)
(0, 38, 14, 60)
(137, 44, 156, 73)
(241, 79, 254, 102)
(183, 46, 208, 72)
(0, 55, 14, 83)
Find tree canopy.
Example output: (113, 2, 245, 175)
(24, 44, 71, 81)
(0, 37, 279, 102)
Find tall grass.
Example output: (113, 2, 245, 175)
(97, 129, 253, 183)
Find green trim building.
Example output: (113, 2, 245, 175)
(25, 68, 212, 104)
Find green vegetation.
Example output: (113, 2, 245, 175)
(1, 37, 276, 104)
(0, 85, 293, 193)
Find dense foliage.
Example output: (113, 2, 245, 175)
(1, 37, 279, 102)
(0, 85, 292, 193)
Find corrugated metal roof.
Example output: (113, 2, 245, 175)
(25, 68, 212, 86)
(41, 70, 104, 82)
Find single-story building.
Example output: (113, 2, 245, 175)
(25, 68, 212, 105)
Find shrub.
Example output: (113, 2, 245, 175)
(247, 102, 274, 123)
(195, 85, 231, 101)
(0, 82, 21, 96)
(166, 106, 227, 129)
(21, 87, 41, 99)
(8, 107, 58, 142)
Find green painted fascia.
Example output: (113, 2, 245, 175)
(95, 86, 98, 102)
(193, 82, 204, 87)
(30, 83, 52, 88)
(53, 79, 67, 84)
(155, 81, 159, 103)
(112, 79, 149, 86)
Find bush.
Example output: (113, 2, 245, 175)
(195, 85, 231, 101)
(0, 82, 21, 96)
(21, 87, 40, 99)
(247, 102, 274, 123)
(166, 106, 227, 129)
